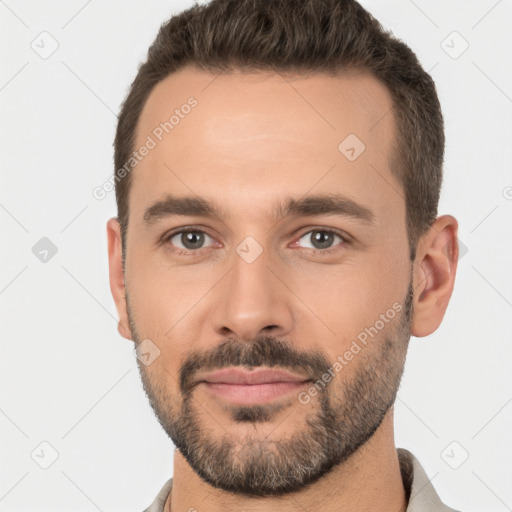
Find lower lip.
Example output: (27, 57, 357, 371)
(201, 381, 311, 405)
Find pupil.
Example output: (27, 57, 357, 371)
(182, 231, 204, 249)
(312, 231, 333, 249)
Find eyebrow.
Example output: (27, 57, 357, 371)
(143, 193, 375, 225)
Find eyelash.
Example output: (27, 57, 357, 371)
(162, 226, 351, 256)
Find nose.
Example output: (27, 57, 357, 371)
(210, 244, 294, 342)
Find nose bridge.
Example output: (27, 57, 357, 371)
(211, 238, 293, 341)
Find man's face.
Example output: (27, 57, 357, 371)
(121, 66, 413, 496)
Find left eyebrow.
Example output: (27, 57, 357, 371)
(142, 193, 375, 226)
(273, 193, 375, 224)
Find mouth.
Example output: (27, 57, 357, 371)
(194, 367, 312, 405)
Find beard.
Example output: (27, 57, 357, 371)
(127, 278, 414, 498)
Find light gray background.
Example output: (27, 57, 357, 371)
(1, 1, 511, 511)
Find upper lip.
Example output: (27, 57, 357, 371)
(195, 367, 311, 385)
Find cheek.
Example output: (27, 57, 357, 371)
(126, 257, 218, 362)
(290, 252, 406, 344)
(126, 247, 204, 321)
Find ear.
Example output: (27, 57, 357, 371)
(411, 215, 459, 338)
(106, 217, 132, 341)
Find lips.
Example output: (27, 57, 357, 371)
(196, 367, 311, 386)
(194, 367, 312, 405)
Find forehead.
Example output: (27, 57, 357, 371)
(130, 64, 402, 226)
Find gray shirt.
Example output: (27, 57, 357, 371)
(143, 447, 461, 511)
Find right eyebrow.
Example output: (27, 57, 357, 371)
(143, 196, 225, 226)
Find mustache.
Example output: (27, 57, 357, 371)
(179, 335, 332, 394)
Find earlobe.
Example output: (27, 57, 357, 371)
(106, 217, 132, 341)
(410, 215, 459, 338)
(118, 320, 131, 340)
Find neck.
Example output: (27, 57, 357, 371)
(165, 409, 406, 512)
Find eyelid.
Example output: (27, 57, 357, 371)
(161, 225, 221, 248)
(292, 226, 353, 245)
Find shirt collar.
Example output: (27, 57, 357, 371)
(398, 447, 460, 511)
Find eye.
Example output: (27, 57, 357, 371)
(295, 229, 348, 252)
(165, 229, 217, 251)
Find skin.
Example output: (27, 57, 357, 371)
(107, 64, 459, 511)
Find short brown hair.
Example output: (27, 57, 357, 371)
(114, 0, 444, 262)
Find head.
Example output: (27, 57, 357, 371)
(107, 0, 458, 497)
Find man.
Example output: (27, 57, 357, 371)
(107, 0, 461, 510)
